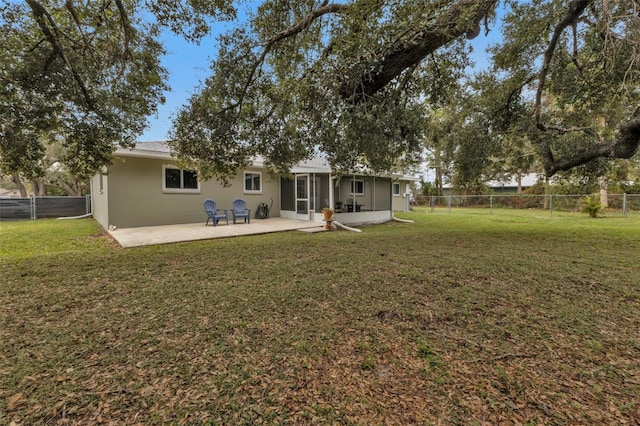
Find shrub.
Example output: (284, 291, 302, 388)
(582, 195, 602, 218)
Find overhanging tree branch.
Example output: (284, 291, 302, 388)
(544, 124, 599, 137)
(231, 0, 496, 115)
(543, 106, 640, 175)
(233, 1, 349, 117)
(25, 0, 98, 112)
(114, 0, 134, 61)
(341, 0, 497, 103)
(531, 0, 640, 176)
(535, 0, 592, 130)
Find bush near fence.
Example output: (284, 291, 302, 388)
(0, 196, 91, 221)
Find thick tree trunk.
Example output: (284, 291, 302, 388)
(52, 177, 84, 196)
(543, 176, 549, 210)
(12, 173, 28, 197)
(598, 176, 608, 208)
(433, 149, 444, 197)
(31, 178, 46, 196)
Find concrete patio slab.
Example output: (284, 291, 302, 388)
(108, 217, 322, 248)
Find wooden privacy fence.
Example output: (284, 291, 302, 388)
(0, 196, 91, 221)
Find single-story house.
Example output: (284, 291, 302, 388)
(90, 142, 417, 230)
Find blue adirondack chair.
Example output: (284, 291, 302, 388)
(203, 199, 228, 226)
(231, 198, 251, 224)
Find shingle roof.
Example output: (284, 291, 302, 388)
(134, 141, 171, 153)
(115, 141, 173, 159)
(115, 142, 417, 180)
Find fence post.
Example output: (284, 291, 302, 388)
(86, 195, 91, 214)
(447, 195, 452, 213)
(490, 195, 493, 214)
(430, 195, 435, 213)
(31, 196, 36, 220)
(549, 194, 553, 217)
(623, 193, 627, 217)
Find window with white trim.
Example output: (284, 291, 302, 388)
(244, 171, 262, 194)
(392, 182, 401, 196)
(350, 179, 364, 195)
(163, 165, 200, 193)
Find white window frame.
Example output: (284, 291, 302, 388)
(350, 179, 364, 196)
(243, 171, 262, 194)
(392, 182, 401, 196)
(162, 165, 200, 193)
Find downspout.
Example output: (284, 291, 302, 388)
(57, 213, 93, 220)
(333, 220, 362, 232)
(392, 215, 414, 223)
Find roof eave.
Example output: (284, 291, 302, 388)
(115, 149, 173, 160)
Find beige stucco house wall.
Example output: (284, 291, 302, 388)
(392, 180, 413, 212)
(91, 142, 417, 230)
(90, 172, 109, 228)
(91, 147, 279, 229)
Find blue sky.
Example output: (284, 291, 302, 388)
(138, 30, 221, 141)
(139, 11, 502, 142)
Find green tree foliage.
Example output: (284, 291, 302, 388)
(420, 0, 640, 190)
(488, 0, 640, 176)
(0, 0, 169, 183)
(4, 0, 640, 188)
(170, 0, 640, 185)
(170, 0, 495, 182)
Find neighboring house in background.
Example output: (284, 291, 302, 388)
(0, 188, 23, 197)
(90, 142, 417, 230)
(441, 173, 542, 194)
(485, 173, 542, 193)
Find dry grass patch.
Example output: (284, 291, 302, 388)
(1, 214, 639, 424)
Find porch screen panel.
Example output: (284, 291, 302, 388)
(374, 178, 392, 210)
(315, 174, 330, 212)
(296, 200, 308, 214)
(280, 177, 295, 211)
(296, 176, 308, 214)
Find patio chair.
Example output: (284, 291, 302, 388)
(231, 198, 251, 224)
(203, 199, 228, 226)
(345, 198, 362, 212)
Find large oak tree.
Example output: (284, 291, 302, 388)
(0, 0, 170, 193)
(169, 0, 640, 183)
(3, 0, 639, 186)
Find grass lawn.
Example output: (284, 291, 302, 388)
(1, 211, 639, 424)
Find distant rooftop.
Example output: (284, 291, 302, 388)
(442, 173, 542, 189)
(486, 173, 542, 188)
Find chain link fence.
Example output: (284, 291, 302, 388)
(0, 196, 91, 221)
(413, 194, 640, 217)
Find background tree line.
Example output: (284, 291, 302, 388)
(2, 0, 639, 197)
